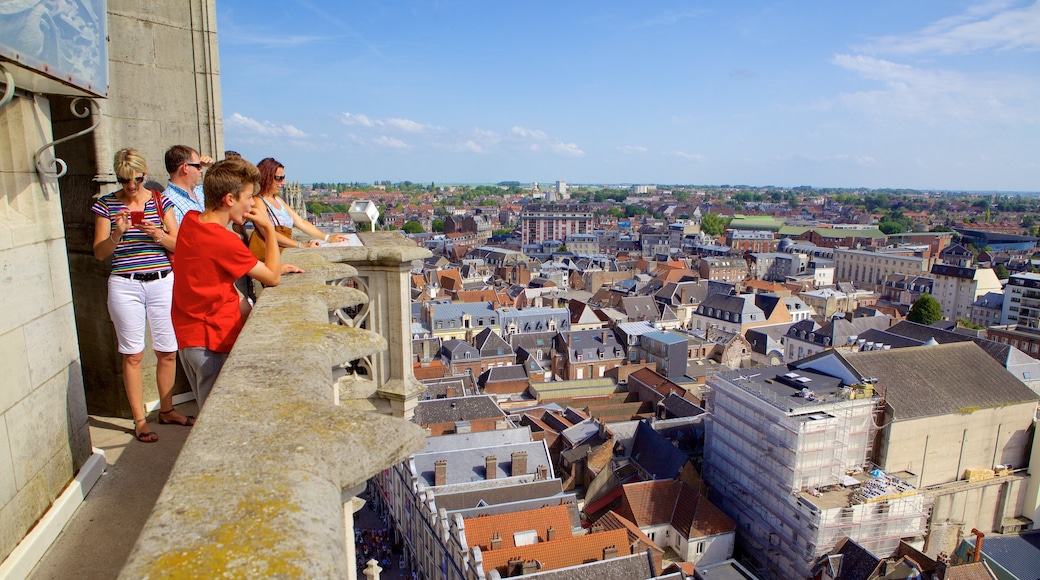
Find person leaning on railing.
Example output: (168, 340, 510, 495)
(171, 157, 284, 409)
(91, 148, 195, 443)
(255, 157, 349, 248)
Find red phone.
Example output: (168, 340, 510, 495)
(130, 211, 145, 226)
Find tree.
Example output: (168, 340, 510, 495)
(878, 221, 904, 235)
(994, 264, 1010, 280)
(431, 218, 445, 233)
(402, 220, 424, 234)
(907, 294, 943, 325)
(700, 213, 729, 236)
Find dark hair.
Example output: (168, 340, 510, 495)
(203, 157, 260, 210)
(164, 145, 198, 174)
(256, 157, 284, 195)
(224, 150, 241, 159)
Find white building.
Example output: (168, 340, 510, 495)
(929, 263, 1001, 322)
(1001, 272, 1040, 327)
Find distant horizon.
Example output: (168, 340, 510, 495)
(297, 180, 1040, 196)
(218, 1, 1040, 192)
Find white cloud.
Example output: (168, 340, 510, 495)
(550, 142, 585, 157)
(339, 113, 381, 127)
(512, 126, 549, 140)
(617, 145, 648, 154)
(675, 151, 706, 162)
(831, 54, 1040, 124)
(372, 135, 410, 149)
(226, 113, 308, 138)
(385, 117, 427, 132)
(512, 126, 584, 156)
(864, 0, 1040, 55)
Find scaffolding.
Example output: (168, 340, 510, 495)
(704, 372, 926, 579)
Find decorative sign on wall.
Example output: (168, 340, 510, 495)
(0, 0, 108, 97)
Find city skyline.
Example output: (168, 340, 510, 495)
(219, 1, 1040, 191)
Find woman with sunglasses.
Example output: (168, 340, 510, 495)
(92, 148, 194, 443)
(255, 157, 348, 248)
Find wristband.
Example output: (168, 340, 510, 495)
(155, 231, 165, 243)
(324, 234, 330, 242)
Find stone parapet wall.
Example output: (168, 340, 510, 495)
(120, 234, 430, 578)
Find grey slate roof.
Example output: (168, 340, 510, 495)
(521, 553, 656, 580)
(843, 343, 1039, 420)
(432, 478, 566, 512)
(412, 440, 551, 487)
(420, 426, 533, 454)
(968, 530, 1040, 580)
(413, 395, 506, 426)
(478, 364, 529, 385)
(629, 420, 689, 480)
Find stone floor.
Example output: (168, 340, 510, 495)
(28, 402, 197, 580)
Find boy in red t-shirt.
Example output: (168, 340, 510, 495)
(172, 157, 282, 409)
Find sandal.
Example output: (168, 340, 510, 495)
(134, 418, 158, 443)
(158, 408, 196, 427)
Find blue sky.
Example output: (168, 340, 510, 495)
(218, 1, 1040, 191)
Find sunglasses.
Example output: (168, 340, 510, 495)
(274, 175, 287, 182)
(117, 176, 146, 184)
(184, 162, 203, 169)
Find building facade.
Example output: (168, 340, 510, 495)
(521, 203, 593, 245)
(833, 249, 931, 290)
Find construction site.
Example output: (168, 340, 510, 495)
(704, 366, 929, 579)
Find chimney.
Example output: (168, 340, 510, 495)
(445, 386, 457, 398)
(590, 524, 605, 533)
(601, 329, 609, 343)
(490, 533, 502, 550)
(602, 546, 618, 560)
(546, 526, 556, 541)
(507, 559, 522, 576)
(434, 459, 447, 486)
(522, 560, 538, 574)
(485, 455, 498, 479)
(511, 451, 528, 476)
(971, 528, 984, 562)
(536, 465, 548, 480)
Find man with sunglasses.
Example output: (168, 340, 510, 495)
(163, 145, 215, 225)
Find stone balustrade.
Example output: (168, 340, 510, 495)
(119, 233, 430, 579)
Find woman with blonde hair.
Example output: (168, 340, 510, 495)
(92, 148, 194, 442)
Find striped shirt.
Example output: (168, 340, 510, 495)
(91, 191, 173, 274)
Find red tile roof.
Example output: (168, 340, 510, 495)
(463, 504, 573, 551)
(478, 528, 631, 575)
(621, 480, 735, 540)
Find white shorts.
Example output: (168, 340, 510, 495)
(107, 272, 178, 354)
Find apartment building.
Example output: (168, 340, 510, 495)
(521, 203, 593, 245)
(1001, 272, 1040, 326)
(832, 248, 931, 290)
(929, 263, 1001, 322)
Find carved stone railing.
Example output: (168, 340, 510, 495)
(119, 233, 430, 579)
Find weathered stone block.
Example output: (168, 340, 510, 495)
(24, 304, 79, 391)
(152, 23, 197, 71)
(0, 418, 16, 506)
(107, 15, 158, 66)
(0, 243, 55, 335)
(8, 370, 71, 489)
(0, 329, 31, 416)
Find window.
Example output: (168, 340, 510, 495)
(696, 542, 705, 554)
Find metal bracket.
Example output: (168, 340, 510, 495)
(34, 97, 102, 179)
(0, 63, 14, 111)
